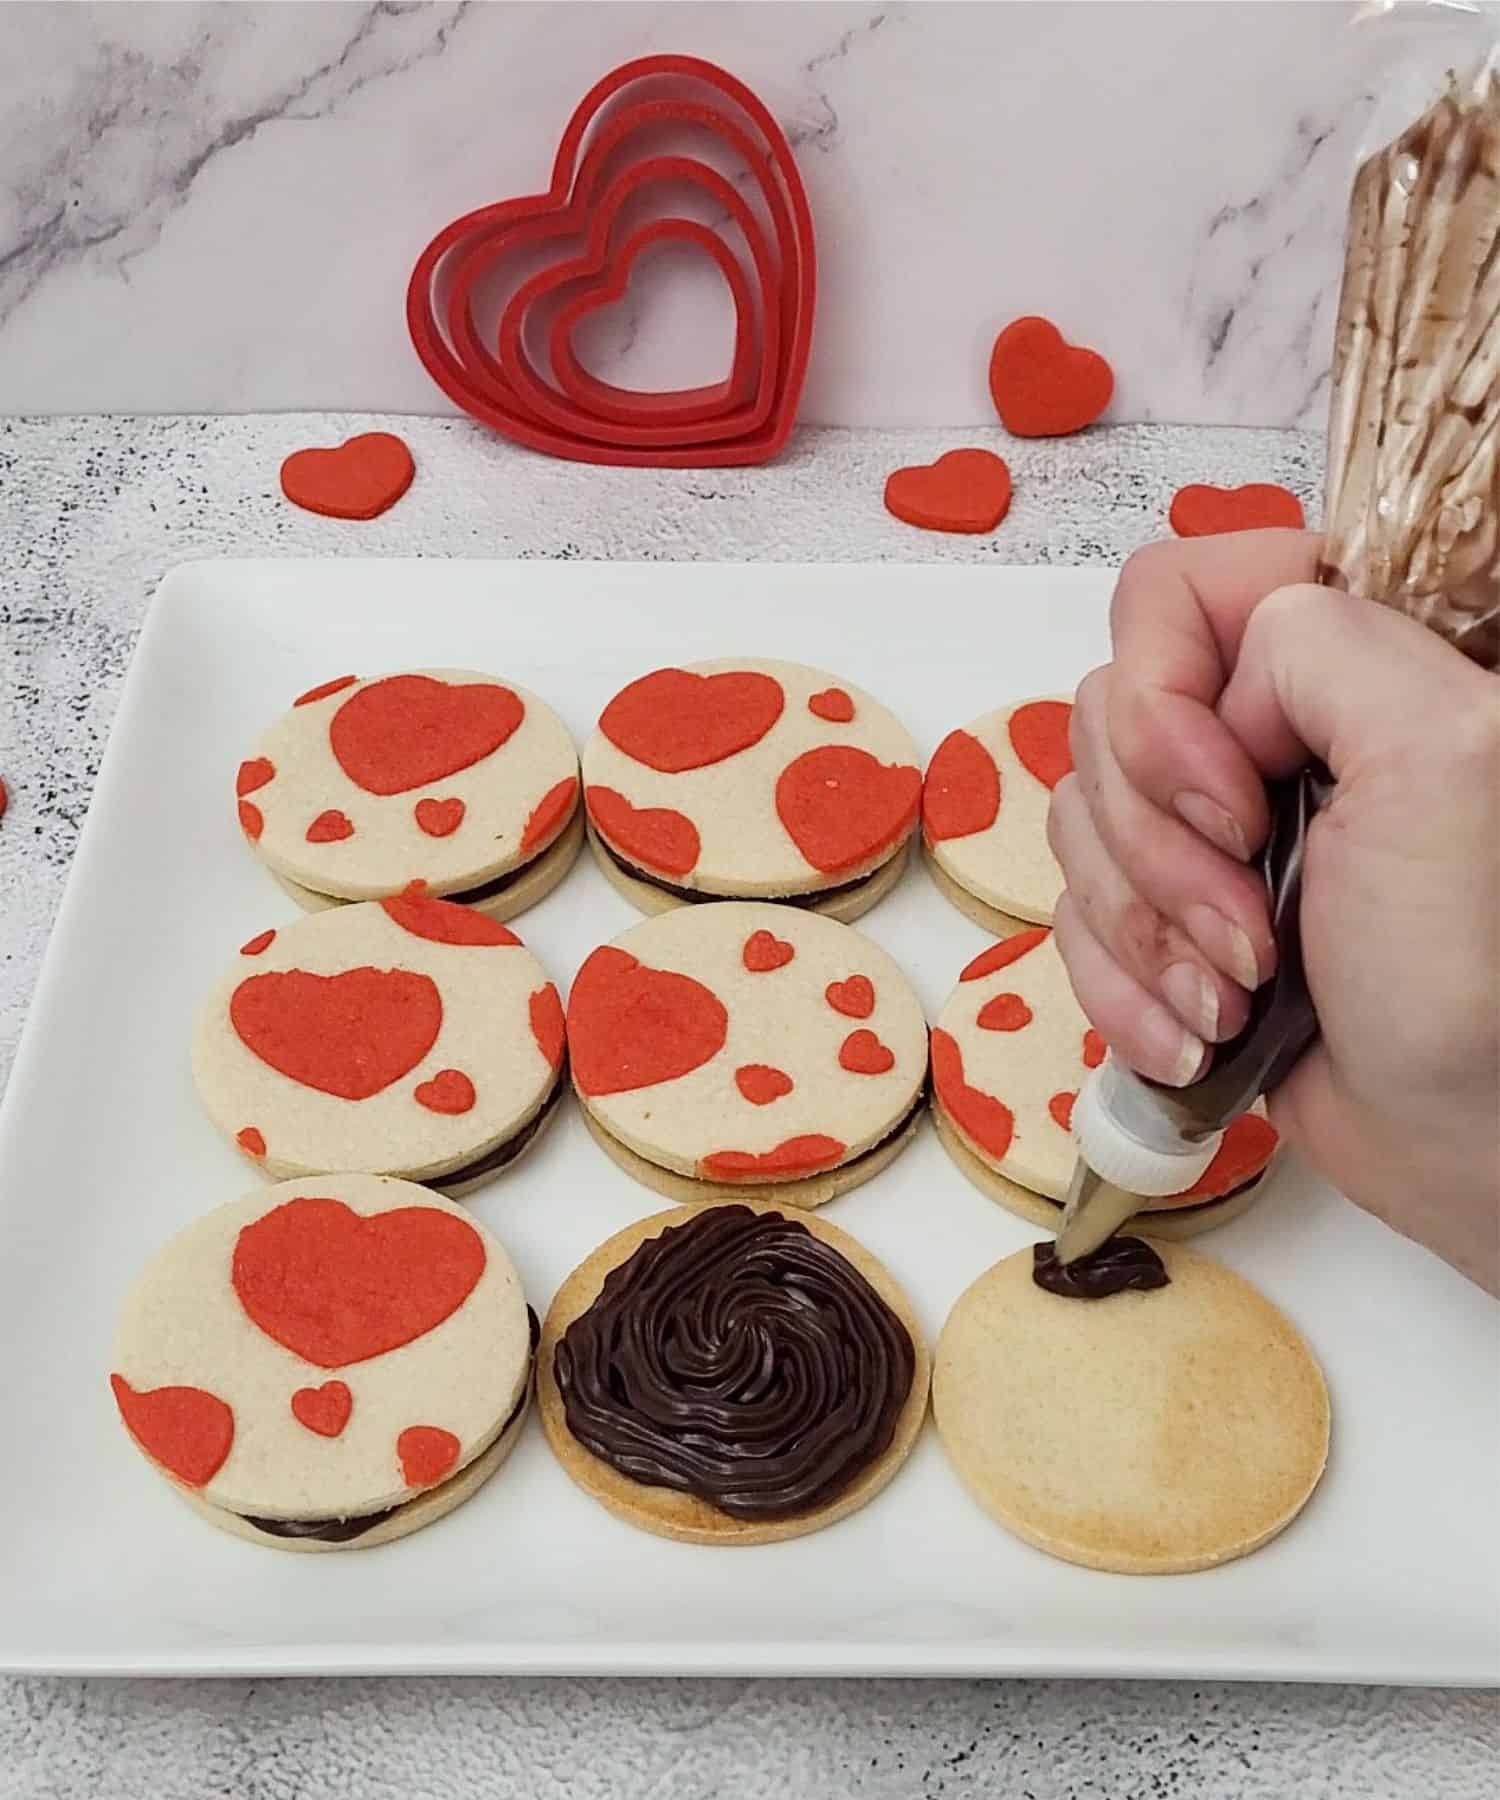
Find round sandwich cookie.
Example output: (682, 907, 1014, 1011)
(539, 1201, 930, 1545)
(930, 927, 1279, 1237)
(110, 1175, 536, 1552)
(581, 659, 922, 921)
(235, 669, 582, 920)
(923, 695, 1073, 932)
(565, 901, 929, 1207)
(193, 886, 567, 1196)
(934, 1236, 1329, 1573)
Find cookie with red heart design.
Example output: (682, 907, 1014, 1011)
(192, 893, 567, 1194)
(931, 929, 1278, 1236)
(567, 902, 928, 1207)
(236, 668, 582, 922)
(110, 1175, 535, 1551)
(923, 694, 1074, 932)
(582, 659, 921, 922)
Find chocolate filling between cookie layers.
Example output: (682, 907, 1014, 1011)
(429, 1065, 567, 1197)
(593, 829, 898, 910)
(1032, 1238, 1170, 1300)
(553, 1205, 915, 1522)
(243, 1309, 541, 1543)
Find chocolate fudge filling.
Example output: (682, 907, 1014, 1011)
(1032, 1237, 1170, 1300)
(554, 1207, 915, 1521)
(592, 828, 897, 910)
(243, 1309, 540, 1543)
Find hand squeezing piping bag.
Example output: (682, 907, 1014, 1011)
(1058, 56, 1500, 1264)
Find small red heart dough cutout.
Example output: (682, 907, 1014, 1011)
(414, 1068, 476, 1114)
(600, 668, 785, 772)
(960, 927, 1050, 981)
(231, 967, 443, 1100)
(808, 687, 855, 723)
(1008, 700, 1074, 791)
(291, 1380, 352, 1438)
(238, 801, 264, 841)
(775, 746, 921, 875)
(280, 432, 415, 521)
(1083, 1028, 1107, 1069)
(306, 809, 354, 843)
(331, 675, 524, 796)
(824, 975, 875, 1019)
(1049, 1089, 1077, 1131)
(296, 675, 358, 708)
(415, 797, 465, 837)
(236, 1126, 267, 1158)
(931, 1027, 1015, 1162)
(240, 929, 276, 957)
(110, 1375, 234, 1488)
(1169, 483, 1305, 538)
(743, 929, 795, 972)
(381, 882, 521, 945)
(735, 1063, 794, 1105)
(398, 1425, 461, 1488)
(529, 983, 566, 1069)
(977, 992, 1033, 1032)
(520, 776, 579, 854)
(989, 317, 1113, 437)
(838, 1029, 895, 1075)
(884, 448, 1012, 534)
(232, 1196, 486, 1368)
(568, 946, 728, 1096)
(236, 758, 275, 797)
(700, 1134, 847, 1180)
(586, 786, 701, 875)
(923, 729, 1000, 842)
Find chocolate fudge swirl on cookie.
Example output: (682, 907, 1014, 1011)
(553, 1206, 915, 1520)
(1032, 1237, 1169, 1300)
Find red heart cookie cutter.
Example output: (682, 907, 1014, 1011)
(406, 55, 816, 467)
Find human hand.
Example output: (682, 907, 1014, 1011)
(1049, 529, 1500, 1294)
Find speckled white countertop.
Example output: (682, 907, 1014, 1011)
(0, 415, 1491, 1798)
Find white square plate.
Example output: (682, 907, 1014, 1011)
(1, 559, 1495, 1682)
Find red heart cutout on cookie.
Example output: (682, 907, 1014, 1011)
(923, 729, 1001, 842)
(292, 1380, 352, 1438)
(808, 687, 855, 723)
(306, 808, 354, 843)
(1169, 483, 1305, 538)
(884, 449, 1012, 534)
(1008, 700, 1073, 791)
(568, 945, 728, 1095)
(230, 967, 443, 1100)
(701, 1134, 847, 1180)
(110, 1375, 234, 1488)
(398, 1425, 461, 1488)
(280, 432, 415, 520)
(736, 1063, 794, 1105)
(989, 317, 1113, 437)
(775, 746, 921, 875)
(330, 675, 524, 796)
(415, 797, 465, 837)
(586, 786, 701, 876)
(233, 1196, 486, 1369)
(838, 1029, 895, 1076)
(414, 1068, 476, 1115)
(600, 668, 785, 773)
(743, 929, 795, 973)
(931, 1028, 1015, 1163)
(825, 975, 875, 1019)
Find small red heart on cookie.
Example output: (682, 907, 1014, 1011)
(236, 758, 275, 798)
(306, 809, 354, 843)
(529, 983, 566, 1070)
(233, 1196, 486, 1368)
(381, 882, 521, 946)
(397, 1424, 461, 1488)
(884, 448, 1012, 534)
(586, 785, 701, 875)
(110, 1375, 234, 1488)
(568, 946, 728, 1095)
(743, 928, 795, 972)
(1083, 1028, 1107, 1069)
(931, 1027, 1015, 1162)
(231, 967, 443, 1100)
(923, 729, 1001, 842)
(1008, 699, 1073, 791)
(291, 1380, 352, 1438)
(414, 1068, 476, 1115)
(960, 927, 1050, 981)
(236, 1126, 267, 1159)
(295, 675, 358, 708)
(808, 687, 855, 723)
(825, 974, 875, 1019)
(332, 675, 524, 796)
(415, 797, 465, 837)
(1049, 1090, 1077, 1131)
(977, 992, 1033, 1032)
(239, 929, 276, 957)
(838, 1029, 895, 1075)
(1169, 483, 1305, 538)
(775, 746, 921, 875)
(520, 776, 579, 855)
(238, 801, 264, 840)
(280, 431, 415, 521)
(735, 1063, 794, 1105)
(600, 667, 785, 773)
(989, 316, 1113, 437)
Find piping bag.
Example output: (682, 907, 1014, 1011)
(1056, 55, 1500, 1264)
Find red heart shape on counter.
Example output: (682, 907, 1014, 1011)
(568, 946, 728, 1096)
(775, 746, 921, 876)
(989, 317, 1113, 437)
(280, 433, 414, 520)
(292, 1380, 352, 1438)
(230, 967, 442, 1100)
(884, 449, 1012, 534)
(1169, 483, 1306, 538)
(232, 1196, 486, 1369)
(601, 667, 785, 772)
(331, 675, 523, 796)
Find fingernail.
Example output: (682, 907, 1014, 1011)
(1167, 1032, 1211, 1087)
(1183, 904, 1263, 991)
(1161, 961, 1219, 1041)
(1174, 790, 1249, 861)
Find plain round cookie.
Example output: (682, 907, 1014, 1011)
(236, 668, 580, 902)
(538, 1201, 931, 1544)
(566, 901, 929, 1202)
(923, 696, 1072, 925)
(192, 889, 566, 1188)
(582, 658, 921, 907)
(111, 1176, 533, 1549)
(933, 1239, 1330, 1573)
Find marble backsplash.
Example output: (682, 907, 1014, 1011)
(0, 1, 1489, 427)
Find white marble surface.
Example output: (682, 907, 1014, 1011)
(0, 0, 1490, 427)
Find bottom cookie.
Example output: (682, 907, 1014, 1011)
(934, 1237, 1330, 1573)
(931, 1102, 1267, 1240)
(539, 1201, 931, 1544)
(922, 842, 1045, 938)
(273, 805, 585, 922)
(587, 825, 912, 925)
